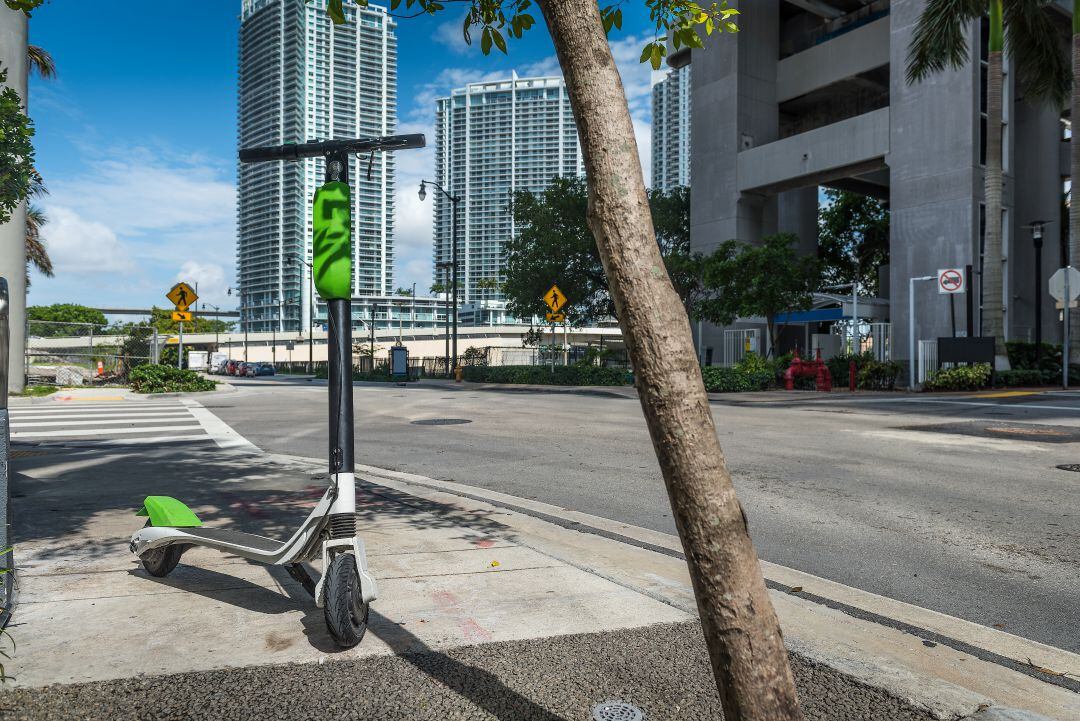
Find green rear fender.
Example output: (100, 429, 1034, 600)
(313, 181, 352, 301)
(137, 496, 202, 527)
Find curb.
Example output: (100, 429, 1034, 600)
(126, 381, 238, 400)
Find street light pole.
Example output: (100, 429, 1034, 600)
(1024, 220, 1049, 370)
(421, 180, 461, 373)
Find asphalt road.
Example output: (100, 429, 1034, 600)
(206, 377, 1080, 654)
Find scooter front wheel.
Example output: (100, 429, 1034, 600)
(139, 522, 184, 577)
(324, 552, 369, 648)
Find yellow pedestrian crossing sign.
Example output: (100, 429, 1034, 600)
(544, 284, 567, 313)
(167, 282, 198, 312)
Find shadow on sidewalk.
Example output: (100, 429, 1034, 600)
(369, 608, 569, 721)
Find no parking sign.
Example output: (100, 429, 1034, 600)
(937, 268, 965, 294)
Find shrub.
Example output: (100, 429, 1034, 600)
(922, 363, 991, 392)
(993, 369, 1042, 388)
(130, 364, 216, 394)
(1006, 341, 1061, 374)
(700, 366, 773, 393)
(857, 360, 902, 390)
(462, 364, 630, 386)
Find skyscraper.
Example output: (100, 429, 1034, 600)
(237, 0, 397, 333)
(433, 73, 583, 309)
(651, 65, 691, 191)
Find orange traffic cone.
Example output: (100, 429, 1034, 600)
(96, 360, 104, 376)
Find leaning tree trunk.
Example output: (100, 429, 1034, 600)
(536, 2, 803, 719)
(983, 0, 1009, 369)
(1071, 11, 1080, 364)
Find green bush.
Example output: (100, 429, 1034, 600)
(462, 364, 631, 386)
(700, 366, 774, 393)
(1006, 341, 1061, 374)
(993, 369, 1043, 388)
(130, 364, 216, 394)
(857, 360, 903, 390)
(923, 363, 991, 392)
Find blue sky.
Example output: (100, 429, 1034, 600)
(26, 1, 662, 313)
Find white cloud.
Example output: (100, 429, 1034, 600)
(32, 149, 237, 310)
(40, 206, 135, 275)
(433, 18, 471, 55)
(176, 261, 228, 308)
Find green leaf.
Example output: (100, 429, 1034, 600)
(327, 0, 345, 25)
(492, 28, 507, 53)
(614, 8, 622, 29)
(481, 26, 493, 54)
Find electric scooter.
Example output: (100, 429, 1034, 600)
(128, 133, 426, 648)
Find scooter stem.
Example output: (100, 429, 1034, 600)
(327, 297, 354, 476)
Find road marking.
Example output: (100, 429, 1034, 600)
(10, 404, 182, 413)
(852, 429, 1049, 452)
(974, 391, 1039, 398)
(11, 417, 197, 428)
(11, 424, 202, 438)
(9, 412, 192, 422)
(898, 399, 1080, 412)
(181, 399, 260, 452)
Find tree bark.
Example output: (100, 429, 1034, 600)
(536, 2, 803, 719)
(1070, 21, 1080, 363)
(983, 42, 1007, 368)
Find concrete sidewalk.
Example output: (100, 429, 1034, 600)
(2, 437, 1076, 719)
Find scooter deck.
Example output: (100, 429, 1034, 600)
(177, 527, 281, 553)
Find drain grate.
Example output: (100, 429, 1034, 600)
(1056, 464, 1080, 473)
(410, 418, 472, 426)
(592, 701, 645, 721)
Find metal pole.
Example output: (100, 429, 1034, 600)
(1065, 267, 1072, 390)
(852, 283, 858, 354)
(563, 321, 568, 366)
(328, 298, 354, 476)
(178, 321, 184, 369)
(89, 323, 95, 372)
(1034, 237, 1043, 368)
(444, 267, 450, 374)
(550, 322, 556, 372)
(908, 277, 915, 389)
(451, 197, 459, 372)
(965, 265, 975, 338)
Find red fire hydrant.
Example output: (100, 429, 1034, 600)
(783, 349, 833, 392)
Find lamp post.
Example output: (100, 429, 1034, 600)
(435, 260, 453, 375)
(294, 257, 317, 374)
(1023, 220, 1050, 371)
(909, 275, 936, 388)
(203, 303, 222, 353)
(420, 180, 460, 372)
(227, 287, 248, 362)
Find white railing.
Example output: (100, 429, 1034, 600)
(723, 329, 760, 367)
(917, 339, 938, 384)
(868, 322, 891, 361)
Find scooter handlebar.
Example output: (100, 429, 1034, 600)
(239, 133, 426, 163)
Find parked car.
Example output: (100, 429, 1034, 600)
(232, 362, 248, 377)
(224, 360, 238, 376)
(246, 362, 275, 377)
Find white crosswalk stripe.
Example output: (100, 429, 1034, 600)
(10, 400, 213, 445)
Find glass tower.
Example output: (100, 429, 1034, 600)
(651, 65, 691, 191)
(433, 73, 583, 305)
(237, 0, 397, 333)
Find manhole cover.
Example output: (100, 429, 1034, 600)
(1056, 464, 1080, 472)
(592, 701, 644, 721)
(410, 418, 472, 426)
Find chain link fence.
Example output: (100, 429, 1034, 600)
(26, 321, 162, 386)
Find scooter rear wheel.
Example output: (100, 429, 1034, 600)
(324, 552, 369, 648)
(139, 521, 184, 577)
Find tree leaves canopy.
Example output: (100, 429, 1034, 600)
(817, 189, 889, 295)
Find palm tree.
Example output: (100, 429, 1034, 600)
(907, 0, 1068, 369)
(27, 44, 56, 79)
(25, 203, 52, 284)
(25, 45, 56, 284)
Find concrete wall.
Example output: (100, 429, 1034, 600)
(0, 8, 27, 392)
(777, 17, 890, 103)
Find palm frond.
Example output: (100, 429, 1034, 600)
(27, 45, 56, 80)
(25, 204, 53, 278)
(906, 0, 987, 85)
(1004, 0, 1070, 107)
(29, 166, 47, 198)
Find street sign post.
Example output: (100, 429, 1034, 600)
(543, 285, 568, 372)
(937, 268, 965, 294)
(167, 282, 198, 311)
(167, 282, 199, 369)
(1050, 267, 1080, 389)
